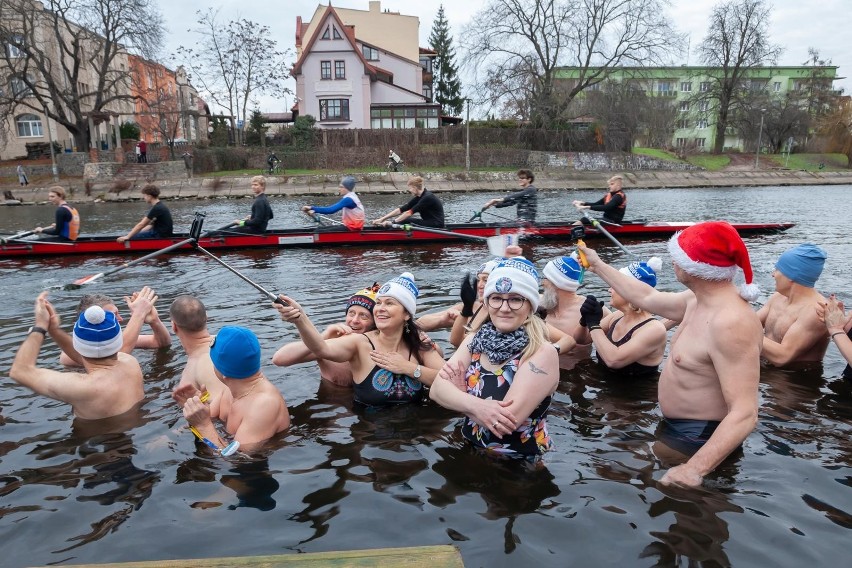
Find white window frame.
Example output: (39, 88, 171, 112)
(680, 82, 692, 92)
(16, 113, 43, 137)
(679, 101, 689, 112)
(700, 82, 711, 92)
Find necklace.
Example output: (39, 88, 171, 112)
(234, 377, 263, 401)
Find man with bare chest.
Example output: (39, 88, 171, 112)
(580, 222, 763, 487)
(169, 296, 227, 414)
(757, 243, 829, 367)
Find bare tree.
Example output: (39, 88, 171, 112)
(462, 0, 682, 125)
(816, 100, 852, 168)
(695, 0, 783, 153)
(176, 9, 291, 145)
(0, 0, 164, 152)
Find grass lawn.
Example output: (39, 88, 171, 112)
(632, 147, 685, 163)
(767, 152, 849, 171)
(685, 154, 731, 171)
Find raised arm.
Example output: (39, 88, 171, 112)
(579, 243, 691, 321)
(274, 295, 363, 363)
(120, 287, 156, 352)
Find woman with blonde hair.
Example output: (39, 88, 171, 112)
(430, 257, 558, 459)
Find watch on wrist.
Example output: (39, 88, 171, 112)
(28, 325, 48, 336)
(552, 343, 561, 354)
(413, 365, 422, 379)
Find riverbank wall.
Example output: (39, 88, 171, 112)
(4, 168, 852, 204)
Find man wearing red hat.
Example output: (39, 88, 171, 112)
(579, 221, 763, 487)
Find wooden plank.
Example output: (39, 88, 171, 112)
(44, 545, 464, 568)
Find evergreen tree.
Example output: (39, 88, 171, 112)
(428, 5, 464, 116)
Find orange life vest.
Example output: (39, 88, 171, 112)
(604, 190, 626, 211)
(61, 203, 80, 241)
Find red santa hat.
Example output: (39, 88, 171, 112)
(667, 221, 760, 302)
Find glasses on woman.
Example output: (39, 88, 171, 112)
(487, 295, 527, 311)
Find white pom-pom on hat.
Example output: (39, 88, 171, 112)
(84, 305, 106, 324)
(647, 256, 663, 273)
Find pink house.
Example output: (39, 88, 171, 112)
(292, 3, 439, 129)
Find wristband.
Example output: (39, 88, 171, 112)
(831, 331, 845, 340)
(588, 325, 602, 332)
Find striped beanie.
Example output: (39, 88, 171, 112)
(619, 257, 663, 288)
(543, 255, 583, 292)
(73, 306, 123, 358)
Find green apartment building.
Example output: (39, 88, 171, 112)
(555, 66, 839, 152)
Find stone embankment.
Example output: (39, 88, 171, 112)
(3, 169, 852, 204)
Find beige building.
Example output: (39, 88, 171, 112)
(0, 0, 134, 160)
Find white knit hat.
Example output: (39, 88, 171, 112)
(484, 257, 540, 311)
(543, 254, 583, 292)
(377, 272, 419, 316)
(73, 306, 123, 358)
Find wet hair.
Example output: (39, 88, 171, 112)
(407, 176, 424, 191)
(141, 184, 160, 198)
(251, 175, 267, 189)
(77, 293, 115, 314)
(169, 295, 208, 332)
(48, 186, 66, 199)
(517, 169, 535, 183)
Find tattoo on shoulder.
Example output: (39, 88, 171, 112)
(528, 361, 546, 374)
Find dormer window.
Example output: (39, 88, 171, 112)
(333, 26, 342, 40)
(321, 25, 330, 40)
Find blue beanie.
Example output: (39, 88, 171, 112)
(775, 243, 827, 288)
(543, 255, 583, 291)
(620, 257, 663, 288)
(73, 306, 123, 358)
(340, 176, 356, 191)
(210, 326, 261, 379)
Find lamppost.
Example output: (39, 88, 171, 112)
(43, 105, 59, 181)
(754, 108, 766, 170)
(465, 98, 470, 173)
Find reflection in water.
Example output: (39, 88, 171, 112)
(641, 487, 743, 566)
(0, 407, 159, 553)
(430, 442, 560, 553)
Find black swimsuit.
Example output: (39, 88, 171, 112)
(352, 335, 423, 407)
(597, 316, 659, 377)
(843, 329, 852, 383)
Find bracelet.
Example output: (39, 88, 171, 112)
(552, 343, 561, 354)
(588, 325, 602, 332)
(831, 331, 845, 340)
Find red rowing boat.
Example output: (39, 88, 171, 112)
(0, 220, 795, 258)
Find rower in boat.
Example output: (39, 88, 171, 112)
(371, 176, 445, 228)
(117, 185, 173, 242)
(573, 175, 627, 225)
(479, 169, 537, 224)
(34, 186, 80, 242)
(302, 176, 365, 230)
(232, 175, 274, 234)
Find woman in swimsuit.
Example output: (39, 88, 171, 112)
(274, 272, 445, 407)
(584, 257, 667, 378)
(430, 257, 559, 459)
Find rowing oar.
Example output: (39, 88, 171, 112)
(67, 216, 236, 288)
(0, 228, 37, 244)
(193, 244, 288, 305)
(387, 223, 515, 256)
(574, 206, 637, 258)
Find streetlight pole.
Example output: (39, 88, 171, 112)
(465, 98, 470, 173)
(754, 108, 766, 170)
(43, 106, 59, 181)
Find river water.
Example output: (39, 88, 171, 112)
(1, 185, 850, 567)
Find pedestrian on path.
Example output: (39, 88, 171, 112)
(17, 164, 29, 187)
(181, 151, 193, 179)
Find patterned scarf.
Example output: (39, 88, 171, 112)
(468, 322, 529, 364)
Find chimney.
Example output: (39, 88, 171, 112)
(369, 1, 380, 13)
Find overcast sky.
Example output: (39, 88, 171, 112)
(159, 0, 851, 114)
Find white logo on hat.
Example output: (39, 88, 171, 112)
(495, 277, 513, 293)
